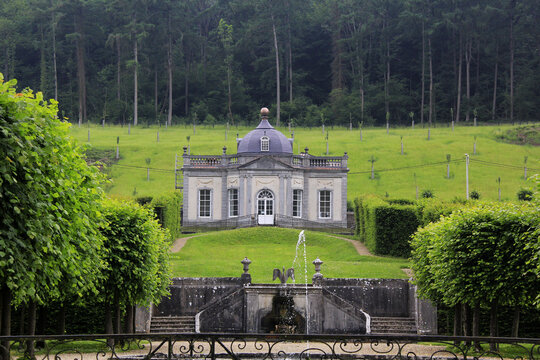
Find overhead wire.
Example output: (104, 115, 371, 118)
(100, 158, 538, 175)
(469, 158, 539, 172)
(348, 159, 465, 175)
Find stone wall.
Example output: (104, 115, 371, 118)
(154, 277, 243, 316)
(322, 278, 410, 317)
(146, 277, 437, 335)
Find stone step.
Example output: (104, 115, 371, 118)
(370, 317, 417, 334)
(150, 316, 196, 333)
(151, 319, 195, 325)
(150, 328, 195, 333)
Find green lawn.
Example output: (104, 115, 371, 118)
(169, 228, 410, 282)
(69, 123, 539, 201)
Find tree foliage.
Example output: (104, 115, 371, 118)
(1, 0, 539, 126)
(99, 199, 171, 308)
(0, 73, 105, 306)
(411, 203, 540, 309)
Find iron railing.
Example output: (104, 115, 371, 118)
(1, 333, 539, 360)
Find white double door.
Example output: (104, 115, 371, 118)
(257, 190, 274, 225)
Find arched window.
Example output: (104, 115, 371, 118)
(260, 136, 269, 151)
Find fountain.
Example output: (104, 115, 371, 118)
(291, 230, 310, 334)
(145, 229, 437, 336)
(260, 292, 306, 333)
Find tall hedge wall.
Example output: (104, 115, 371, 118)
(354, 196, 466, 258)
(150, 191, 183, 241)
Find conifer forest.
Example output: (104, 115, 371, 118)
(1, 0, 539, 127)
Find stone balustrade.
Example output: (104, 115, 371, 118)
(183, 153, 348, 169)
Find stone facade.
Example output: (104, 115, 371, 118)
(180, 109, 349, 231)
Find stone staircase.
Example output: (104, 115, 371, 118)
(370, 317, 417, 334)
(150, 316, 196, 333)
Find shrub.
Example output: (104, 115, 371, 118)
(355, 195, 418, 257)
(469, 190, 481, 200)
(346, 200, 354, 212)
(415, 198, 463, 226)
(151, 191, 183, 240)
(387, 199, 415, 205)
(135, 196, 153, 205)
(353, 196, 467, 258)
(353, 198, 363, 237)
(517, 188, 533, 201)
(421, 189, 434, 198)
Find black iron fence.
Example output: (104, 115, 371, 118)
(1, 333, 539, 360)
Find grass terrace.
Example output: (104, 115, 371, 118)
(70, 123, 539, 201)
(169, 228, 410, 282)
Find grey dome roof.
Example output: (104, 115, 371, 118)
(237, 119, 293, 154)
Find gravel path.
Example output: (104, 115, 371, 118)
(170, 236, 200, 253)
(327, 235, 373, 256)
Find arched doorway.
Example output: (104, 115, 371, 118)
(257, 190, 274, 225)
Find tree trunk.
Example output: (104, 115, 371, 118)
(271, 14, 280, 126)
(74, 9, 87, 126)
(511, 305, 520, 337)
(58, 304, 66, 335)
(105, 302, 113, 347)
(18, 305, 25, 335)
(509, 2, 515, 123)
(475, 40, 480, 95)
(453, 303, 462, 345)
(420, 21, 425, 127)
(1, 285, 12, 360)
(40, 23, 47, 97)
(462, 304, 471, 346)
(117, 38, 121, 102)
(492, 44, 498, 121)
(114, 292, 121, 335)
(167, 36, 173, 127)
(133, 34, 138, 126)
(36, 306, 46, 348)
(125, 305, 134, 334)
(330, 3, 343, 92)
(3, 46, 7, 79)
(385, 36, 390, 117)
(26, 301, 37, 359)
(428, 37, 433, 126)
(184, 59, 189, 116)
(455, 34, 463, 123)
(489, 299, 498, 351)
(473, 305, 482, 351)
(287, 9, 293, 103)
(154, 68, 158, 123)
(465, 39, 472, 122)
(52, 11, 58, 101)
(227, 63, 233, 126)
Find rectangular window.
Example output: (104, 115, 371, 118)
(228, 189, 239, 217)
(199, 189, 211, 218)
(319, 190, 331, 219)
(293, 189, 303, 218)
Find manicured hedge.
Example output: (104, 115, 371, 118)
(359, 196, 419, 257)
(415, 198, 463, 226)
(150, 191, 183, 241)
(354, 196, 466, 258)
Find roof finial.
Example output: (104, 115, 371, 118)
(260, 107, 269, 119)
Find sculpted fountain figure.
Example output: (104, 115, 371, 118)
(272, 267, 295, 284)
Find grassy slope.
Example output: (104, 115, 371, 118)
(70, 124, 539, 201)
(170, 228, 410, 282)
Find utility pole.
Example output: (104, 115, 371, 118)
(465, 154, 470, 199)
